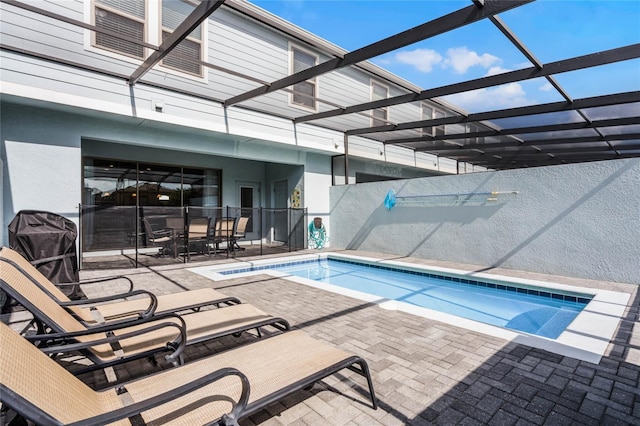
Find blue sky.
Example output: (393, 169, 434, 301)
(248, 0, 640, 113)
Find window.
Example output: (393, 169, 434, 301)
(161, 0, 203, 76)
(290, 46, 318, 109)
(92, 1, 204, 77)
(434, 109, 446, 136)
(467, 123, 485, 145)
(83, 159, 220, 208)
(94, 0, 146, 59)
(82, 158, 221, 252)
(371, 81, 388, 127)
(421, 103, 433, 136)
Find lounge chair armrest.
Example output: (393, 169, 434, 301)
(59, 276, 135, 293)
(28, 319, 186, 356)
(28, 312, 185, 337)
(67, 368, 250, 426)
(59, 289, 159, 320)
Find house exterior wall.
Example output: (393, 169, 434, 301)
(330, 158, 640, 285)
(0, 102, 306, 245)
(0, 0, 456, 247)
(1, 105, 84, 238)
(0, 0, 457, 169)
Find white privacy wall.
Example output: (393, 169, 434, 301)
(330, 158, 640, 285)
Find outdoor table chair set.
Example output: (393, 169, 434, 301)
(143, 216, 248, 261)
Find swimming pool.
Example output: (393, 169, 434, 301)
(220, 258, 590, 339)
(190, 253, 630, 363)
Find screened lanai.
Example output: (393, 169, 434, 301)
(2, 0, 638, 172)
(1, 0, 638, 270)
(1, 3, 639, 424)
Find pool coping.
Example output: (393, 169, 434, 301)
(188, 252, 631, 364)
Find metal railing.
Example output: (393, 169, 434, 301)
(79, 205, 307, 269)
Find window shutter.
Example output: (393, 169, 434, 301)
(372, 83, 387, 101)
(293, 81, 315, 108)
(293, 50, 315, 74)
(162, 0, 202, 39)
(371, 82, 388, 126)
(422, 104, 433, 136)
(95, 7, 145, 58)
(162, 31, 202, 75)
(434, 110, 445, 136)
(291, 48, 317, 109)
(96, 0, 145, 19)
(161, 1, 203, 75)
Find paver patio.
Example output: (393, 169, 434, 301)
(3, 250, 638, 425)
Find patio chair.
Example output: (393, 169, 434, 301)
(211, 217, 236, 256)
(230, 216, 250, 252)
(141, 218, 174, 256)
(185, 216, 211, 260)
(0, 260, 290, 375)
(0, 321, 377, 425)
(0, 246, 241, 324)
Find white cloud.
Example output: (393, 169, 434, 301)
(391, 46, 534, 111)
(395, 48, 443, 73)
(443, 82, 534, 112)
(539, 82, 554, 92)
(394, 46, 503, 75)
(443, 47, 500, 74)
(485, 66, 511, 76)
(515, 61, 534, 69)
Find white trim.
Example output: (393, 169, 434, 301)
(0, 81, 227, 134)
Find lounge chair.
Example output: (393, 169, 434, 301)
(0, 260, 290, 374)
(0, 321, 377, 425)
(0, 246, 241, 323)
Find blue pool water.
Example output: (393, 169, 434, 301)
(223, 258, 591, 339)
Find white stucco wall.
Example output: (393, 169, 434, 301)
(304, 153, 333, 246)
(1, 103, 84, 245)
(2, 140, 82, 241)
(330, 158, 640, 285)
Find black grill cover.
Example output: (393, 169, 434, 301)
(8, 210, 80, 296)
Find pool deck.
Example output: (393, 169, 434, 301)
(5, 249, 639, 425)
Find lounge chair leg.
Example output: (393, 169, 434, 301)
(220, 413, 240, 426)
(6, 411, 28, 426)
(147, 355, 158, 367)
(165, 352, 184, 367)
(358, 360, 378, 410)
(165, 341, 185, 367)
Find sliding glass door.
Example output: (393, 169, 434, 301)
(82, 158, 220, 252)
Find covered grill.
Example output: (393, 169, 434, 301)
(8, 210, 80, 297)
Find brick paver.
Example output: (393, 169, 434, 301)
(3, 250, 638, 425)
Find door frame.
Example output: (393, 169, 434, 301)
(236, 181, 261, 240)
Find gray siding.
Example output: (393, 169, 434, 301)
(0, 1, 449, 144)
